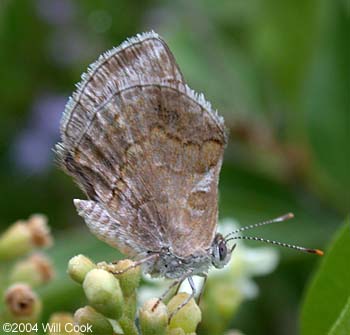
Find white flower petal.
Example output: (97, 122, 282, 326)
(242, 247, 279, 276)
(236, 278, 259, 299)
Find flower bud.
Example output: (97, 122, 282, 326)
(0, 214, 52, 260)
(4, 283, 42, 322)
(68, 254, 96, 284)
(74, 306, 113, 335)
(213, 283, 242, 318)
(0, 221, 32, 260)
(204, 280, 242, 319)
(27, 214, 53, 248)
(198, 280, 242, 334)
(167, 293, 201, 333)
(48, 313, 79, 335)
(139, 298, 168, 335)
(10, 253, 54, 287)
(111, 259, 141, 297)
(83, 269, 124, 319)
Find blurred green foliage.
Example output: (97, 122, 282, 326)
(0, 0, 348, 334)
(301, 219, 350, 335)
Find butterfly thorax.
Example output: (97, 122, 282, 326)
(144, 247, 212, 279)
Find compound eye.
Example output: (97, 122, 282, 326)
(218, 241, 227, 261)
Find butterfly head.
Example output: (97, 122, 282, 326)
(211, 233, 236, 269)
(211, 213, 324, 269)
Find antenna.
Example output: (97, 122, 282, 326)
(224, 213, 294, 239)
(226, 235, 323, 255)
(224, 213, 324, 256)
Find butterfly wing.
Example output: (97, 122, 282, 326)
(56, 32, 227, 258)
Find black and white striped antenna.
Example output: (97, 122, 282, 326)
(225, 213, 324, 256)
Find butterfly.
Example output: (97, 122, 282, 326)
(55, 31, 323, 313)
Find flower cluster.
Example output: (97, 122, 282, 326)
(0, 214, 54, 325)
(67, 218, 279, 335)
(68, 255, 201, 334)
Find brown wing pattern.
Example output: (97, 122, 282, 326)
(60, 32, 184, 149)
(56, 32, 227, 257)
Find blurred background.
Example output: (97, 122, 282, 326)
(0, 0, 348, 334)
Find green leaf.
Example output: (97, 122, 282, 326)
(300, 218, 350, 335)
(329, 296, 350, 335)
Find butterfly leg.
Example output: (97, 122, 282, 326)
(168, 276, 196, 322)
(196, 274, 207, 305)
(174, 279, 182, 296)
(107, 253, 159, 275)
(151, 277, 185, 312)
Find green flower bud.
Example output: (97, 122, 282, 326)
(204, 280, 242, 318)
(68, 254, 96, 284)
(139, 298, 168, 335)
(213, 283, 242, 318)
(83, 269, 124, 319)
(0, 221, 32, 260)
(0, 214, 52, 260)
(10, 253, 54, 287)
(111, 259, 141, 297)
(4, 283, 42, 322)
(48, 313, 79, 335)
(198, 280, 243, 334)
(167, 293, 201, 333)
(74, 306, 113, 335)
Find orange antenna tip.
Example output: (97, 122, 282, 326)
(315, 249, 324, 256)
(306, 248, 324, 256)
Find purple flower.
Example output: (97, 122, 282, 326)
(35, 0, 75, 26)
(13, 93, 66, 174)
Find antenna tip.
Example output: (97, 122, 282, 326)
(315, 249, 324, 256)
(306, 248, 324, 256)
(278, 212, 294, 221)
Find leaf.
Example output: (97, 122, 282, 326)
(329, 296, 350, 335)
(300, 218, 350, 335)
